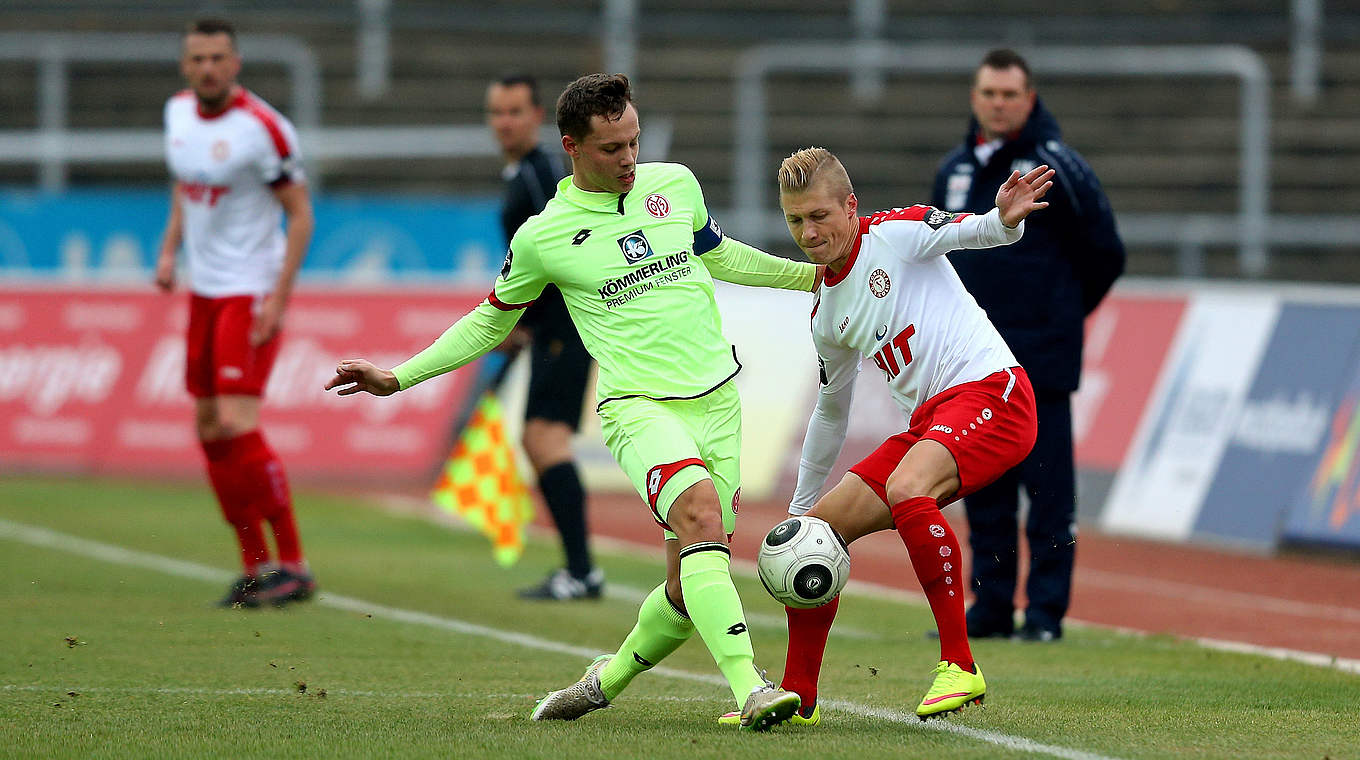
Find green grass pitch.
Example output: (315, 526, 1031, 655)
(1, 475, 1356, 760)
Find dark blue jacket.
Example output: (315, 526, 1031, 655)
(933, 98, 1124, 392)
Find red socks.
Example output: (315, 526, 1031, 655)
(200, 430, 303, 574)
(779, 497, 972, 707)
(781, 596, 839, 710)
(890, 496, 973, 671)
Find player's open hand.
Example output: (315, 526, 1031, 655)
(325, 359, 400, 397)
(995, 164, 1054, 228)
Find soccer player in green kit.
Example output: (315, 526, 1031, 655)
(325, 73, 821, 731)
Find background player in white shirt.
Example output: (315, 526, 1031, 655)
(155, 18, 316, 609)
(771, 148, 1052, 722)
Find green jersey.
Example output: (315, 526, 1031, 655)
(393, 162, 815, 405)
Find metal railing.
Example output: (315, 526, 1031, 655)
(730, 42, 1278, 276)
(0, 31, 673, 193)
(0, 32, 321, 192)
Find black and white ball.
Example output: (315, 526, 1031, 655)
(757, 516, 850, 609)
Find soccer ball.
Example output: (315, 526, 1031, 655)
(757, 516, 850, 609)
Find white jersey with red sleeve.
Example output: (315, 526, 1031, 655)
(789, 205, 1023, 513)
(164, 88, 305, 298)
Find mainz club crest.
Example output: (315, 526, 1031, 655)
(868, 268, 891, 298)
(645, 194, 670, 218)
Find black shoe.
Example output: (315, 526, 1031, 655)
(218, 575, 261, 609)
(965, 607, 1014, 639)
(518, 568, 604, 600)
(256, 568, 318, 607)
(1015, 621, 1062, 642)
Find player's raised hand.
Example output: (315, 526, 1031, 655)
(325, 359, 400, 397)
(995, 164, 1054, 228)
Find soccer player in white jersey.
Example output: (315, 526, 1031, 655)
(155, 18, 316, 609)
(770, 148, 1052, 722)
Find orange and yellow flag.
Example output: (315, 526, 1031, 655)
(431, 393, 535, 566)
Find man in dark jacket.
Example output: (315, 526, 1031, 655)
(486, 74, 602, 600)
(932, 49, 1124, 641)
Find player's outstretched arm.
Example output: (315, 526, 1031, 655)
(325, 299, 525, 399)
(701, 236, 821, 291)
(326, 359, 399, 397)
(996, 164, 1055, 228)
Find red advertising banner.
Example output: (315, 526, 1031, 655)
(0, 286, 483, 484)
(1072, 291, 1188, 470)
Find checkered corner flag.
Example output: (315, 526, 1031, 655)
(430, 347, 535, 567)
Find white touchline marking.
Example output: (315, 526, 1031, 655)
(0, 685, 715, 702)
(1190, 637, 1360, 675)
(381, 499, 885, 641)
(0, 514, 1317, 760)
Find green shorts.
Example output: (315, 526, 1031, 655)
(598, 380, 742, 540)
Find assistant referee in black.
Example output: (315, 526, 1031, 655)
(486, 74, 602, 600)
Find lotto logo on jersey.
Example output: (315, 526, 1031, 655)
(617, 230, 655, 264)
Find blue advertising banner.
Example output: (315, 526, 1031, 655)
(0, 189, 502, 282)
(1193, 304, 1360, 548)
(1282, 345, 1360, 551)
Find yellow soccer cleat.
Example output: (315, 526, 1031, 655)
(915, 661, 986, 719)
(719, 702, 819, 727)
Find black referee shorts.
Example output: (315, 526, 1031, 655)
(522, 286, 591, 431)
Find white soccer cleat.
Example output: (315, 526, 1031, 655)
(739, 685, 801, 731)
(530, 655, 611, 721)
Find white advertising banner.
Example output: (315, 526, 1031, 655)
(1101, 291, 1280, 540)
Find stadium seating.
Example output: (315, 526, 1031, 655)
(1, 1, 1357, 278)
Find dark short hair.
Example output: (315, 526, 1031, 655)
(978, 48, 1032, 89)
(186, 18, 237, 48)
(555, 73, 632, 141)
(495, 73, 541, 107)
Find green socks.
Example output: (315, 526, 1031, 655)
(595, 543, 765, 707)
(678, 542, 765, 705)
(599, 582, 694, 700)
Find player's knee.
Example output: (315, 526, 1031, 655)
(884, 473, 935, 507)
(212, 410, 257, 440)
(520, 428, 544, 466)
(668, 493, 724, 542)
(522, 420, 571, 470)
(213, 417, 250, 440)
(194, 418, 218, 441)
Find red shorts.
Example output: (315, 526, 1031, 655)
(184, 294, 281, 398)
(849, 367, 1037, 507)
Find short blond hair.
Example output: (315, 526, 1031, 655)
(777, 147, 854, 199)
